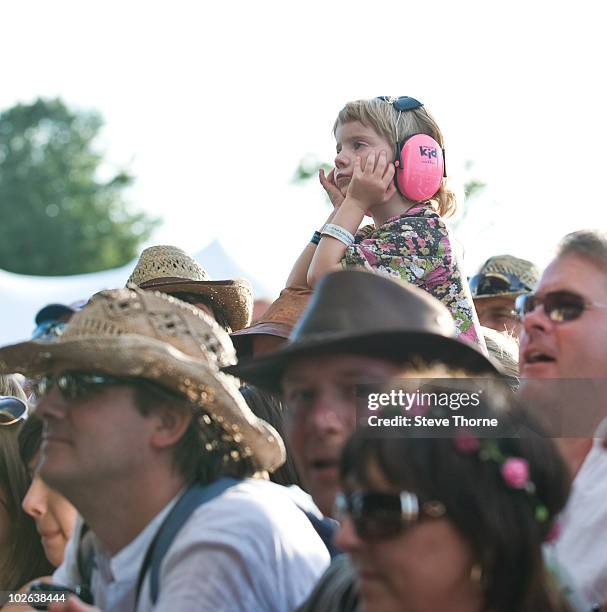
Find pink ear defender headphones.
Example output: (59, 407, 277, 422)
(377, 96, 447, 202)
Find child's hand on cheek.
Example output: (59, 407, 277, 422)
(346, 150, 396, 212)
(319, 168, 346, 210)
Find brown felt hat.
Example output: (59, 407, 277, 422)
(127, 245, 253, 331)
(230, 286, 312, 358)
(224, 270, 498, 393)
(0, 287, 284, 472)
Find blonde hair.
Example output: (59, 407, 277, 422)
(0, 374, 27, 401)
(482, 327, 519, 388)
(333, 98, 457, 218)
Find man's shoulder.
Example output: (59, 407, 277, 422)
(159, 478, 330, 585)
(177, 479, 325, 544)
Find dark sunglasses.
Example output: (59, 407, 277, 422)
(515, 290, 607, 323)
(469, 272, 533, 298)
(335, 490, 445, 539)
(33, 372, 127, 401)
(377, 96, 423, 112)
(0, 395, 28, 426)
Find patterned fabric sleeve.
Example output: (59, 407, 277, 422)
(341, 210, 483, 347)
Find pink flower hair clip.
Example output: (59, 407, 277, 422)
(453, 432, 551, 527)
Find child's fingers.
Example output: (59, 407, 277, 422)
(375, 151, 388, 176)
(382, 161, 395, 183)
(319, 168, 328, 188)
(364, 152, 376, 175)
(353, 156, 362, 176)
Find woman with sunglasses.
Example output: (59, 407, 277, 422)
(333, 381, 577, 612)
(0, 389, 53, 594)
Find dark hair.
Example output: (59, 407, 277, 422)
(132, 381, 257, 486)
(171, 292, 232, 333)
(18, 411, 44, 468)
(341, 382, 571, 612)
(239, 384, 303, 488)
(0, 422, 53, 588)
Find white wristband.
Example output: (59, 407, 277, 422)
(321, 224, 355, 247)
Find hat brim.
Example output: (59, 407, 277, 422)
(138, 278, 253, 331)
(473, 292, 524, 300)
(224, 330, 499, 394)
(230, 322, 291, 360)
(0, 336, 284, 472)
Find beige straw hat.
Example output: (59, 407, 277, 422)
(0, 287, 284, 472)
(470, 255, 539, 299)
(127, 246, 254, 331)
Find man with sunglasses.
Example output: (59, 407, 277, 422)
(0, 287, 329, 612)
(469, 254, 539, 338)
(517, 229, 607, 608)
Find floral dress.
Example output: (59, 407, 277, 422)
(341, 203, 483, 348)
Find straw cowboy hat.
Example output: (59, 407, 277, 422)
(0, 287, 284, 472)
(225, 270, 497, 393)
(469, 255, 539, 300)
(230, 285, 312, 358)
(127, 245, 254, 332)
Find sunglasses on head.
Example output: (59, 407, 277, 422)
(32, 319, 68, 341)
(0, 396, 28, 426)
(33, 372, 127, 401)
(469, 272, 532, 298)
(334, 490, 445, 539)
(515, 290, 607, 323)
(377, 96, 423, 112)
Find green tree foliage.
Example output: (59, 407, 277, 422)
(0, 98, 159, 275)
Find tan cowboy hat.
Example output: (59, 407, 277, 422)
(230, 285, 312, 358)
(127, 245, 254, 331)
(0, 287, 284, 472)
(224, 270, 498, 393)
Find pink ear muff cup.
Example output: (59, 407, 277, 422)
(396, 134, 445, 202)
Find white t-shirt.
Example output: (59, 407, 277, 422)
(53, 479, 330, 611)
(554, 433, 607, 607)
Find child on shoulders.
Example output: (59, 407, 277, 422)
(300, 96, 484, 348)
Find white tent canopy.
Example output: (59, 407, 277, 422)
(0, 240, 273, 345)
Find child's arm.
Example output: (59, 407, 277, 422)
(307, 152, 395, 287)
(285, 169, 345, 287)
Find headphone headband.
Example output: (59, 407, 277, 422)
(377, 96, 423, 112)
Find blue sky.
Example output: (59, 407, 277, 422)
(3, 0, 606, 295)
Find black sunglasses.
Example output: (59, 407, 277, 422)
(377, 96, 423, 112)
(0, 396, 28, 426)
(515, 290, 607, 323)
(33, 372, 127, 401)
(469, 272, 532, 298)
(334, 490, 445, 539)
